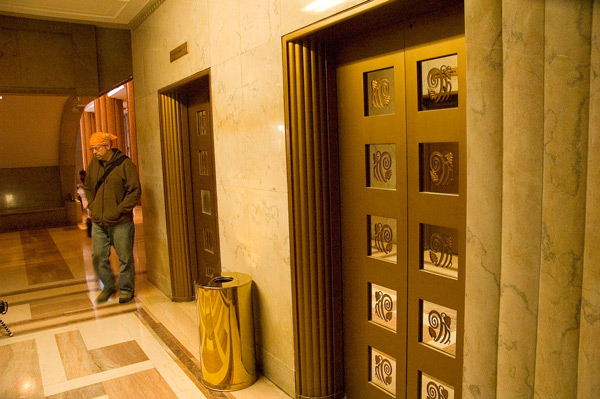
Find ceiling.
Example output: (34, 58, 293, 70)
(0, 0, 157, 28)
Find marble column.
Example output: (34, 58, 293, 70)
(577, 2, 600, 397)
(464, 1, 503, 398)
(534, 1, 592, 397)
(496, 1, 545, 398)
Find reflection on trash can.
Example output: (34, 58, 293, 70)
(196, 272, 256, 391)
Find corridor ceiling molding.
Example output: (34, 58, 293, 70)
(0, 0, 162, 28)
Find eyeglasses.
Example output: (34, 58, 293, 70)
(90, 145, 107, 152)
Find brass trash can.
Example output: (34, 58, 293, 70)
(196, 272, 256, 391)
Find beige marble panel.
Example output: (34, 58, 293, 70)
(535, 1, 592, 397)
(135, 93, 172, 297)
(103, 368, 178, 399)
(56, 330, 102, 379)
(578, 3, 600, 397)
(46, 383, 106, 399)
(212, 55, 246, 188)
(36, 334, 68, 390)
(247, 190, 293, 392)
(240, 0, 281, 53)
(131, 0, 210, 99)
(496, 1, 545, 398)
(241, 40, 288, 193)
(0, 339, 45, 398)
(463, 1, 503, 398)
(217, 184, 252, 276)
(208, 0, 241, 65)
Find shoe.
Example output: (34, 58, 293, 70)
(96, 289, 114, 303)
(119, 291, 134, 303)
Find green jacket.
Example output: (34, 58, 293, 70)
(83, 149, 141, 226)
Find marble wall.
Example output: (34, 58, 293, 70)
(131, 0, 369, 395)
(464, 0, 599, 398)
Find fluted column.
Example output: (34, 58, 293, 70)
(463, 1, 503, 397)
(496, 1, 545, 398)
(465, 1, 598, 398)
(94, 95, 127, 154)
(577, 2, 600, 396)
(285, 39, 343, 399)
(159, 92, 194, 301)
(535, 1, 593, 397)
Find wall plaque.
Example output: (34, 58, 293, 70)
(170, 42, 188, 63)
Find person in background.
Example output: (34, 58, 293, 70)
(76, 170, 92, 237)
(84, 132, 141, 304)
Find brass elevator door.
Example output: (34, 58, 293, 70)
(187, 90, 221, 279)
(337, 25, 408, 399)
(337, 9, 465, 398)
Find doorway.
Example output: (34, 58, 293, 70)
(158, 72, 221, 300)
(184, 83, 221, 279)
(334, 10, 465, 398)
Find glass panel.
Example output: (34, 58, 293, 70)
(365, 67, 395, 116)
(199, 150, 209, 176)
(367, 144, 396, 190)
(420, 300, 457, 357)
(420, 224, 458, 279)
(419, 372, 455, 399)
(368, 215, 397, 263)
(203, 227, 214, 254)
(201, 190, 212, 215)
(369, 283, 397, 332)
(418, 54, 458, 111)
(369, 347, 396, 396)
(197, 110, 207, 135)
(419, 142, 459, 195)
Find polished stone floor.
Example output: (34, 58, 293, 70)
(0, 209, 290, 399)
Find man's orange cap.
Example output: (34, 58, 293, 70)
(89, 132, 117, 146)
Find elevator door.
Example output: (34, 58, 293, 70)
(187, 90, 221, 279)
(337, 10, 465, 399)
(337, 24, 408, 399)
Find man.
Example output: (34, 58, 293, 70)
(84, 132, 141, 304)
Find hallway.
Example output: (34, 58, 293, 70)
(0, 211, 289, 399)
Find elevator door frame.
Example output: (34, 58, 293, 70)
(158, 70, 222, 300)
(283, 1, 465, 397)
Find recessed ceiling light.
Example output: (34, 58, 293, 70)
(302, 0, 348, 12)
(84, 101, 95, 113)
(108, 85, 125, 98)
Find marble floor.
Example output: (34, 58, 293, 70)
(0, 209, 291, 399)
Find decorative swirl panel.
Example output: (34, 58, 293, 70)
(370, 347, 396, 396)
(368, 215, 397, 263)
(367, 144, 396, 189)
(420, 372, 454, 399)
(419, 142, 459, 194)
(371, 78, 391, 109)
(420, 300, 457, 357)
(365, 67, 395, 116)
(420, 224, 459, 278)
(418, 54, 458, 111)
(370, 283, 397, 331)
(429, 151, 453, 187)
